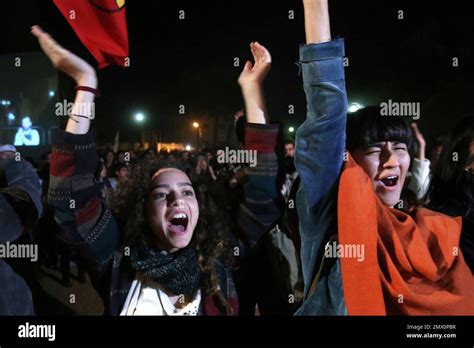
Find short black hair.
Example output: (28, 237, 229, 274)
(346, 106, 413, 151)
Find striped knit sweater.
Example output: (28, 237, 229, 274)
(239, 123, 280, 246)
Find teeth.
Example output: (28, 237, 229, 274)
(382, 176, 398, 180)
(172, 213, 187, 219)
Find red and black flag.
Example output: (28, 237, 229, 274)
(53, 0, 129, 69)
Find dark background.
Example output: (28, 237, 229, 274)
(2, 0, 473, 147)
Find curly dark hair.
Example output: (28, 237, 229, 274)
(109, 159, 234, 314)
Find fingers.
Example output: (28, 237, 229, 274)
(411, 122, 421, 135)
(411, 123, 425, 144)
(31, 25, 62, 54)
(255, 42, 270, 63)
(30, 25, 45, 38)
(243, 60, 253, 71)
(249, 41, 272, 65)
(31, 25, 54, 45)
(250, 42, 258, 65)
(239, 42, 271, 86)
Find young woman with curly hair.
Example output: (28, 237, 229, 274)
(36, 16, 279, 314)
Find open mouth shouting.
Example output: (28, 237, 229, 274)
(377, 175, 400, 191)
(167, 211, 189, 235)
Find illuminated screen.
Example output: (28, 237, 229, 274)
(0, 52, 56, 147)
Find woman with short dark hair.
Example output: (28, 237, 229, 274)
(295, 0, 473, 315)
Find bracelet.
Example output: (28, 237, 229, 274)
(75, 85, 101, 97)
(69, 113, 93, 123)
(72, 113, 92, 120)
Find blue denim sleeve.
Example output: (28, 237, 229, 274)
(294, 39, 348, 315)
(295, 39, 347, 209)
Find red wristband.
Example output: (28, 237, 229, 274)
(75, 86, 101, 97)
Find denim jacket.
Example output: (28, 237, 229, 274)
(294, 39, 348, 315)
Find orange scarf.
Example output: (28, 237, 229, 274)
(338, 154, 474, 315)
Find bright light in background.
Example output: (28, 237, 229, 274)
(288, 127, 295, 133)
(192, 122, 200, 128)
(185, 145, 191, 151)
(49, 90, 55, 97)
(1, 100, 11, 106)
(348, 102, 364, 113)
(134, 113, 145, 122)
(7, 113, 15, 121)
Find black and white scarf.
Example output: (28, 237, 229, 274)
(130, 245, 202, 296)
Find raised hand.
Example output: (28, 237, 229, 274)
(31, 25, 96, 134)
(31, 25, 97, 88)
(237, 42, 271, 125)
(238, 42, 272, 88)
(410, 123, 426, 161)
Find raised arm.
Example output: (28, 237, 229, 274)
(410, 123, 426, 162)
(408, 123, 431, 199)
(31, 26, 96, 135)
(303, 0, 332, 44)
(236, 43, 279, 243)
(32, 26, 119, 280)
(293, 1, 349, 314)
(295, 0, 347, 208)
(238, 42, 271, 125)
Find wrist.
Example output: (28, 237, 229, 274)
(76, 74, 98, 89)
(417, 150, 426, 161)
(240, 82, 262, 94)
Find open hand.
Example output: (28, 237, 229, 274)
(410, 123, 426, 149)
(238, 42, 272, 88)
(31, 25, 97, 87)
(411, 123, 426, 160)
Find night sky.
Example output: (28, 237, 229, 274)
(2, 0, 473, 146)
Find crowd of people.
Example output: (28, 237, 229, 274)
(1, 0, 473, 316)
